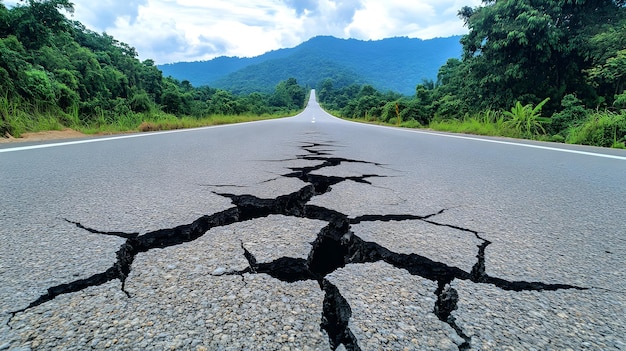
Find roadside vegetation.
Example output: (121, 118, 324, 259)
(2, 0, 625, 149)
(318, 0, 626, 148)
(0, 1, 307, 138)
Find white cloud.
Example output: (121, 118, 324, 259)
(101, 0, 307, 63)
(346, 0, 481, 40)
(72, 0, 148, 29)
(5, 0, 483, 63)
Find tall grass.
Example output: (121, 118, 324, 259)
(429, 110, 516, 137)
(566, 111, 626, 148)
(1, 93, 295, 138)
(330, 105, 626, 148)
(76, 110, 288, 135)
(1, 97, 64, 137)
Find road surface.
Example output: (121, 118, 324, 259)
(1, 90, 625, 350)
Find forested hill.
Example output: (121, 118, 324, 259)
(159, 36, 463, 95)
(0, 1, 311, 138)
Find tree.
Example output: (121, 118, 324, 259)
(0, 36, 30, 97)
(357, 85, 377, 99)
(139, 59, 163, 102)
(584, 18, 626, 107)
(353, 95, 383, 120)
(0, 3, 10, 37)
(161, 82, 182, 114)
(208, 89, 237, 115)
(241, 92, 270, 115)
(53, 80, 79, 111)
(271, 78, 306, 110)
(457, 0, 626, 112)
(102, 65, 129, 99)
(70, 47, 105, 99)
(586, 47, 626, 102)
(8, 0, 74, 50)
(318, 78, 334, 105)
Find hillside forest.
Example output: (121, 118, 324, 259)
(159, 36, 463, 96)
(1, 0, 625, 148)
(319, 0, 626, 148)
(0, 0, 307, 137)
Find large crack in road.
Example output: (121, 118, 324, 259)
(8, 141, 586, 350)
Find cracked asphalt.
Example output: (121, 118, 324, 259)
(1, 91, 625, 350)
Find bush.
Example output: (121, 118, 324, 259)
(20, 69, 55, 103)
(129, 91, 152, 113)
(53, 81, 79, 111)
(550, 94, 589, 135)
(614, 91, 626, 110)
(112, 97, 131, 117)
(503, 98, 550, 138)
(433, 95, 469, 120)
(566, 111, 626, 147)
(400, 119, 422, 128)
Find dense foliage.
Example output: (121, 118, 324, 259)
(158, 49, 295, 90)
(160, 36, 463, 96)
(0, 0, 307, 137)
(212, 57, 361, 96)
(3, 0, 624, 148)
(319, 0, 626, 147)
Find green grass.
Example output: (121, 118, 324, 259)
(1, 92, 301, 138)
(399, 119, 422, 128)
(338, 110, 520, 137)
(430, 118, 500, 136)
(565, 111, 626, 148)
(428, 110, 524, 138)
(333, 112, 424, 129)
(343, 116, 387, 126)
(335, 108, 626, 148)
(3, 103, 296, 137)
(131, 113, 286, 133)
(1, 97, 66, 137)
(327, 104, 626, 148)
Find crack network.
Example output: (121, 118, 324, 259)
(9, 141, 585, 351)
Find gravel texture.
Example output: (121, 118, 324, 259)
(453, 280, 626, 350)
(327, 262, 460, 351)
(3, 221, 330, 351)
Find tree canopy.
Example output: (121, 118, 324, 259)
(318, 0, 626, 147)
(456, 0, 626, 111)
(0, 0, 307, 137)
(2, 0, 624, 147)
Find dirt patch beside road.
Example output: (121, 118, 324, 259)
(1, 129, 88, 144)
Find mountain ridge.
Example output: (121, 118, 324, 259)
(159, 35, 463, 95)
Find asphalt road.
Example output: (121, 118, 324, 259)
(1, 91, 625, 350)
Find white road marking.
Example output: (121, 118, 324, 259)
(401, 128, 626, 160)
(331, 115, 626, 161)
(2, 114, 624, 161)
(0, 119, 280, 153)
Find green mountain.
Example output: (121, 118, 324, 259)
(159, 36, 463, 96)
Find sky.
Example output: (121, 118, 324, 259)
(5, 0, 482, 64)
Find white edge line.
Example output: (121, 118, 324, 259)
(3, 112, 625, 161)
(404, 128, 626, 160)
(0, 117, 289, 154)
(330, 114, 626, 161)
